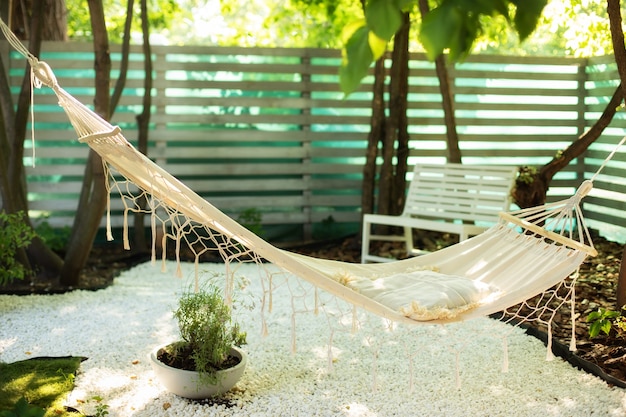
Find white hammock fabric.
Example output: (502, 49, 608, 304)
(3, 24, 617, 343)
(34, 65, 594, 321)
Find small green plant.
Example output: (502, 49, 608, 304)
(57, 367, 75, 386)
(586, 307, 621, 338)
(614, 306, 626, 334)
(34, 219, 71, 252)
(0, 397, 45, 417)
(164, 284, 247, 385)
(516, 166, 537, 185)
(237, 208, 264, 237)
(91, 396, 109, 417)
(0, 211, 36, 286)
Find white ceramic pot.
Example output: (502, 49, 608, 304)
(149, 343, 247, 399)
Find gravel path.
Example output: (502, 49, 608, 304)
(1, 261, 626, 417)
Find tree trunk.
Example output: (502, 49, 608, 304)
(42, 0, 67, 40)
(361, 58, 386, 218)
(512, 0, 626, 209)
(390, 13, 410, 215)
(418, 0, 461, 163)
(607, 0, 626, 311)
(376, 14, 410, 217)
(514, 0, 626, 209)
(512, 84, 624, 208)
(133, 0, 153, 251)
(377, 77, 399, 216)
(435, 53, 461, 163)
(618, 246, 626, 309)
(0, 0, 63, 277)
(110, 0, 134, 116)
(10, 0, 66, 40)
(60, 0, 111, 286)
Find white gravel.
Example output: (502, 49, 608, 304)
(2, 260, 626, 417)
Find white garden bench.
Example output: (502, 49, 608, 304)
(361, 163, 517, 263)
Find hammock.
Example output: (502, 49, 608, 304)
(2, 23, 621, 335)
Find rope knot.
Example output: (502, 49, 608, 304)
(575, 180, 593, 199)
(30, 60, 58, 88)
(566, 179, 593, 209)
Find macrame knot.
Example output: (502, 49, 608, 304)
(573, 180, 593, 201)
(568, 180, 593, 208)
(30, 60, 58, 88)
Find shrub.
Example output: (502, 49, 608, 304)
(0, 211, 36, 286)
(168, 284, 247, 384)
(34, 219, 71, 252)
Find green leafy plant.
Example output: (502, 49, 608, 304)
(0, 397, 45, 417)
(91, 396, 109, 417)
(516, 166, 538, 185)
(34, 219, 71, 252)
(587, 307, 621, 338)
(162, 284, 247, 385)
(614, 306, 626, 331)
(0, 211, 36, 286)
(57, 368, 75, 386)
(237, 208, 264, 237)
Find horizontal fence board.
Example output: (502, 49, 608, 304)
(2, 41, 624, 243)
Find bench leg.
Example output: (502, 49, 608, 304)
(361, 219, 371, 263)
(403, 226, 414, 255)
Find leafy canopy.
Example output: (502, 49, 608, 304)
(65, 0, 186, 41)
(340, 0, 548, 95)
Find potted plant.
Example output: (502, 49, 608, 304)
(149, 283, 248, 399)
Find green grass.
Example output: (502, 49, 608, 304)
(0, 356, 85, 417)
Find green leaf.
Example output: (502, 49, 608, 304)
(395, 0, 418, 12)
(448, 14, 480, 62)
(365, 0, 403, 41)
(510, 0, 548, 41)
(606, 310, 621, 319)
(589, 321, 602, 338)
(419, 3, 464, 61)
(368, 31, 387, 61)
(587, 311, 601, 322)
(339, 25, 374, 95)
(460, 0, 510, 17)
(601, 320, 613, 336)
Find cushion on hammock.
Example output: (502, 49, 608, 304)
(346, 270, 500, 321)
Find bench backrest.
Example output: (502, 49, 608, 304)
(402, 163, 517, 223)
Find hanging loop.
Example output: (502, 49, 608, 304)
(30, 60, 58, 89)
(573, 179, 593, 201)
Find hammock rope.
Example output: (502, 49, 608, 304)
(3, 20, 625, 371)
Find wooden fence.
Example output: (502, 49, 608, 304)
(2, 42, 625, 243)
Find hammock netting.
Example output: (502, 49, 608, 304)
(3, 20, 624, 384)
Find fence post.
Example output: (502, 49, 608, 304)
(576, 60, 589, 192)
(153, 46, 167, 167)
(301, 52, 312, 241)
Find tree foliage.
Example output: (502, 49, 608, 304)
(474, 0, 613, 56)
(66, 0, 184, 41)
(219, 0, 360, 47)
(63, 0, 613, 60)
(340, 0, 549, 94)
(65, 0, 359, 47)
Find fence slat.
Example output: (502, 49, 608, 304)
(1, 41, 623, 243)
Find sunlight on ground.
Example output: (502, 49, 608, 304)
(343, 402, 377, 416)
(0, 337, 17, 357)
(67, 367, 162, 416)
